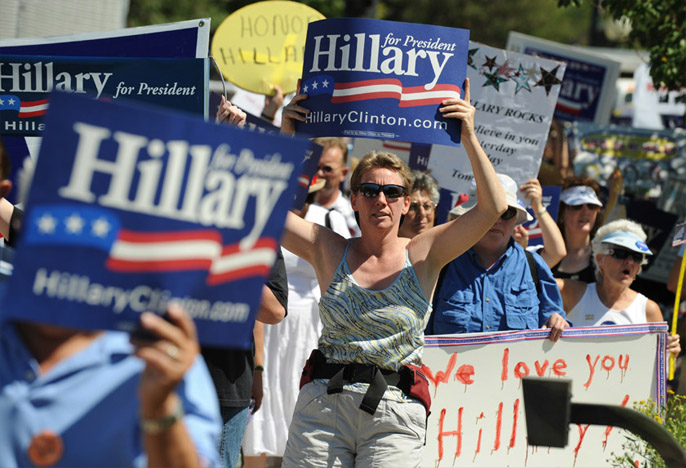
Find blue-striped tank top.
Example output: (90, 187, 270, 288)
(318, 241, 432, 372)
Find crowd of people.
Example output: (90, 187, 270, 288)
(0, 54, 682, 468)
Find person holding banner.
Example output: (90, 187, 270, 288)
(279, 78, 508, 467)
(551, 177, 604, 283)
(557, 219, 681, 357)
(398, 171, 440, 239)
(427, 173, 569, 340)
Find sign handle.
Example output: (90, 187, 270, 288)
(669, 253, 686, 380)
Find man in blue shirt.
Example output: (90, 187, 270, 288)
(428, 174, 569, 341)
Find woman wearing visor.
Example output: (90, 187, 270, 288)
(551, 178, 604, 283)
(557, 219, 681, 357)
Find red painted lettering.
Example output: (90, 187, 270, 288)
(437, 407, 462, 463)
(603, 394, 630, 446)
(584, 354, 600, 388)
(510, 398, 520, 448)
(602, 355, 616, 373)
(552, 359, 567, 376)
(455, 364, 475, 385)
(534, 359, 549, 377)
(573, 424, 591, 465)
(514, 361, 530, 379)
(501, 348, 509, 383)
(422, 352, 457, 396)
(494, 401, 503, 451)
(618, 354, 630, 380)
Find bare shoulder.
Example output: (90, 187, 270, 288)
(645, 298, 664, 323)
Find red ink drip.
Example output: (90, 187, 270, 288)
(476, 428, 482, 454)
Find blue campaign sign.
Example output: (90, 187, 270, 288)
(523, 185, 561, 247)
(525, 49, 606, 123)
(1, 92, 310, 349)
(290, 141, 324, 211)
(296, 18, 469, 146)
(1, 55, 207, 136)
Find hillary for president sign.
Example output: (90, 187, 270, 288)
(1, 92, 310, 349)
(0, 55, 207, 136)
(295, 18, 469, 147)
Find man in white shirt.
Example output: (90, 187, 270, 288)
(311, 137, 360, 238)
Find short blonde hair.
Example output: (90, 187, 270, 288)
(350, 152, 413, 194)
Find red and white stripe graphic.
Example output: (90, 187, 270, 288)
(18, 99, 50, 118)
(332, 79, 462, 107)
(106, 229, 277, 285)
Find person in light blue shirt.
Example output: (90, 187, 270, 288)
(428, 174, 569, 340)
(0, 305, 222, 468)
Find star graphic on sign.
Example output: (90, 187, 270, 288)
(312, 81, 318, 90)
(467, 48, 479, 69)
(482, 71, 508, 91)
(322, 79, 329, 88)
(91, 217, 111, 238)
(482, 55, 498, 71)
(7, 98, 16, 105)
(302, 84, 308, 93)
(497, 60, 516, 77)
(0, 98, 4, 105)
(37, 213, 57, 234)
(512, 65, 532, 94)
(535, 65, 562, 96)
(65, 213, 84, 234)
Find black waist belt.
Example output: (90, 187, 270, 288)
(310, 352, 407, 415)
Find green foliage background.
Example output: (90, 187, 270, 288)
(128, 0, 685, 91)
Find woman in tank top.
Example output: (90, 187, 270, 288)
(557, 219, 680, 357)
(278, 79, 507, 468)
(551, 177, 604, 283)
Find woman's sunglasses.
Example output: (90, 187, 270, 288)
(357, 183, 407, 199)
(500, 207, 518, 220)
(608, 247, 645, 263)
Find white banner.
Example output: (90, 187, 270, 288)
(427, 42, 564, 196)
(422, 324, 667, 467)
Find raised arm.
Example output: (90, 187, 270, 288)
(521, 178, 566, 268)
(410, 79, 507, 273)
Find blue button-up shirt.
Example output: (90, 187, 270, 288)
(428, 240, 567, 335)
(0, 324, 221, 467)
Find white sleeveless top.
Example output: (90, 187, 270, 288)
(568, 283, 648, 326)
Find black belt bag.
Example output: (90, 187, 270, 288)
(300, 349, 431, 416)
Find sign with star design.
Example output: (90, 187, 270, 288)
(428, 42, 565, 197)
(0, 55, 207, 136)
(507, 31, 620, 125)
(1, 91, 311, 349)
(295, 18, 470, 147)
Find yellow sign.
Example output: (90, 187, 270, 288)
(211, 1, 324, 95)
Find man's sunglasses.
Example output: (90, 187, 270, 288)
(608, 247, 645, 263)
(500, 207, 518, 221)
(357, 183, 407, 199)
(567, 203, 600, 211)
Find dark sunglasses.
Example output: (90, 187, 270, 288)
(567, 203, 600, 211)
(357, 183, 407, 199)
(608, 247, 644, 263)
(500, 207, 518, 221)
